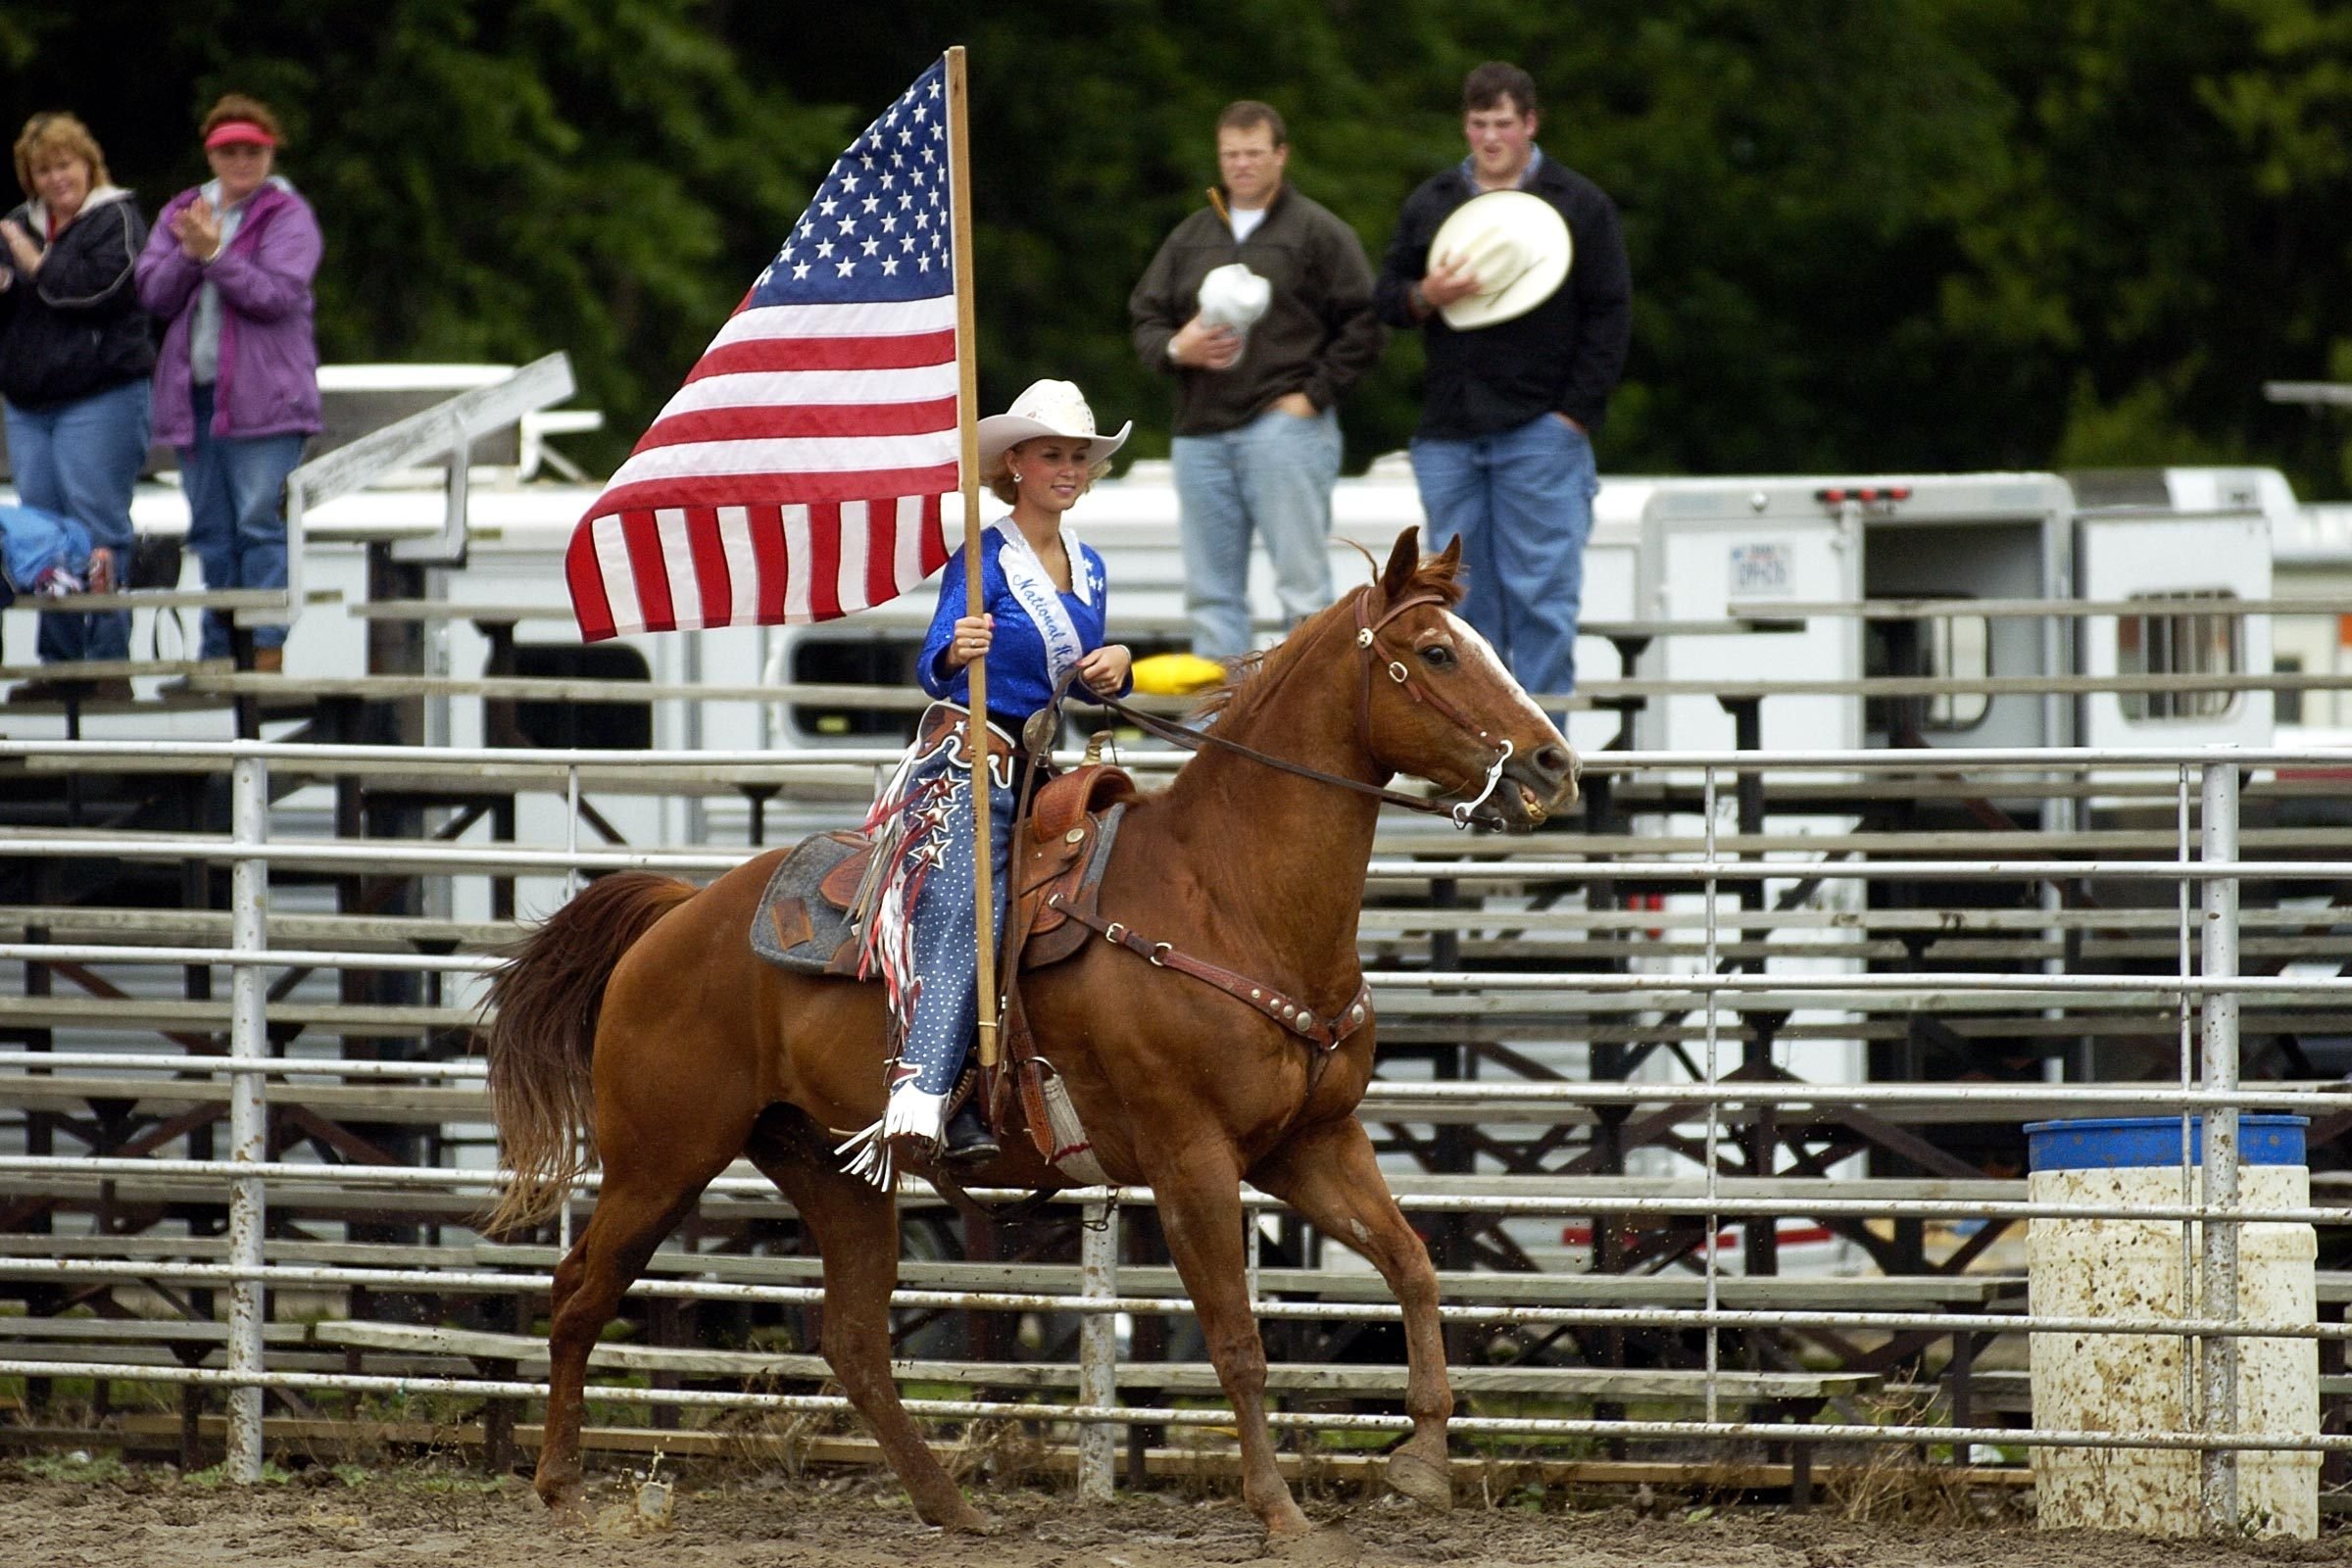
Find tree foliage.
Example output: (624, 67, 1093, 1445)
(3, 1, 2347, 492)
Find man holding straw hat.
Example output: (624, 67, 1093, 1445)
(1130, 101, 1385, 663)
(1376, 62, 1632, 707)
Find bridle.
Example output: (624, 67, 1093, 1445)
(1081, 585, 1519, 830)
(1010, 584, 1520, 1087)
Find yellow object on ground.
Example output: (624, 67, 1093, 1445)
(1130, 652, 1228, 696)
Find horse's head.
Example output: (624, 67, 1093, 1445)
(1354, 528, 1580, 831)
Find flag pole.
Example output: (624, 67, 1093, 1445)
(946, 46, 1001, 1078)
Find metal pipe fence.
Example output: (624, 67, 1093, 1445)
(0, 735, 2347, 1523)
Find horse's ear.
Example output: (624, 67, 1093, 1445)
(1433, 533, 1462, 576)
(1380, 527, 1421, 600)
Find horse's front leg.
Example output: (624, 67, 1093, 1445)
(1147, 1137, 1311, 1538)
(1253, 1115, 1454, 1511)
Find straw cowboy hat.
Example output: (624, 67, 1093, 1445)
(1427, 189, 1573, 330)
(976, 379, 1132, 465)
(1195, 263, 1272, 333)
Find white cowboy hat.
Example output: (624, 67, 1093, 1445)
(976, 379, 1132, 465)
(1427, 189, 1573, 330)
(1196, 263, 1271, 332)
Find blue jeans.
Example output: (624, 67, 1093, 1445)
(1410, 413, 1599, 702)
(1172, 403, 1343, 660)
(179, 386, 305, 657)
(3, 378, 148, 662)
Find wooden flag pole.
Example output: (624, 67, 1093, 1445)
(945, 46, 1000, 1074)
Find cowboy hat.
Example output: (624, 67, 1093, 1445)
(976, 379, 1132, 465)
(1427, 189, 1573, 330)
(1196, 263, 1271, 333)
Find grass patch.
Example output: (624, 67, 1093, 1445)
(180, 1459, 303, 1487)
(20, 1450, 130, 1483)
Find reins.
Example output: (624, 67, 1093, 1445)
(1073, 585, 1516, 829)
(988, 578, 1521, 1163)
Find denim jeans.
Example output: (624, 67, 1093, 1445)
(1172, 403, 1343, 660)
(3, 378, 149, 662)
(1409, 412, 1599, 703)
(179, 386, 305, 657)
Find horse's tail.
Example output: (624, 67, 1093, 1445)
(479, 871, 698, 1237)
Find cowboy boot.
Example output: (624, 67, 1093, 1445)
(942, 1096, 1000, 1164)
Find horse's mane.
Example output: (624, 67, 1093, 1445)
(1188, 550, 1465, 728)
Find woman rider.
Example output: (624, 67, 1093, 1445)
(839, 380, 1134, 1183)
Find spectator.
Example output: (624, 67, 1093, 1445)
(0, 112, 154, 701)
(1130, 100, 1385, 662)
(136, 92, 320, 672)
(1374, 62, 1632, 705)
(0, 500, 120, 605)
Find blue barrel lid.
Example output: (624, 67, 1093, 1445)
(2026, 1115, 2307, 1172)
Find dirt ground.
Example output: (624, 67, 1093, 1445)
(5, 1462, 2351, 1568)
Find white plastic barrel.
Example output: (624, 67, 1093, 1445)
(2026, 1115, 2317, 1538)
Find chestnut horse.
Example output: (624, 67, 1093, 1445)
(482, 529, 1578, 1538)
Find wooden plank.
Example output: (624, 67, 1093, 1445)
(0, 1233, 2026, 1308)
(343, 601, 1804, 642)
(306, 1319, 1878, 1399)
(0, 904, 513, 947)
(57, 1413, 2040, 1487)
(0, 1317, 304, 1345)
(0, 996, 476, 1034)
(177, 664, 2352, 706)
(0, 658, 220, 682)
(13, 752, 887, 795)
(20, 588, 340, 613)
(288, 354, 574, 514)
(0, 1075, 486, 1122)
(1729, 595, 2352, 621)
(1375, 825, 2352, 857)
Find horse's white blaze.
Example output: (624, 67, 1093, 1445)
(1441, 609, 1561, 737)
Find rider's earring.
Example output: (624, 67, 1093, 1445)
(1010, 468, 1022, 482)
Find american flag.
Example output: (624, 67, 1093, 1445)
(567, 58, 959, 642)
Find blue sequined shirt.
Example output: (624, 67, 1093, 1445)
(918, 523, 1130, 724)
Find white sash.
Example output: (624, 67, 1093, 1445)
(990, 516, 1084, 687)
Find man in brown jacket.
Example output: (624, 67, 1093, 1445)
(1129, 101, 1385, 661)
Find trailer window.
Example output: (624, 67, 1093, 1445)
(2275, 656, 2303, 726)
(511, 643, 652, 750)
(791, 635, 925, 741)
(2118, 592, 2240, 721)
(1865, 612, 1990, 734)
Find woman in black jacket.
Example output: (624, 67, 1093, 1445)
(0, 112, 155, 688)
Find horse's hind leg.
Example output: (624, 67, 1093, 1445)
(1253, 1116, 1455, 1511)
(534, 1131, 742, 1508)
(747, 1113, 991, 1532)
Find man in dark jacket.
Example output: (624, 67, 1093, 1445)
(1131, 102, 1385, 661)
(1375, 63, 1632, 703)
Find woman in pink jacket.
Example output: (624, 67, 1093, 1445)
(135, 93, 320, 671)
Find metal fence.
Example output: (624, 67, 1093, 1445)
(2, 736, 2349, 1528)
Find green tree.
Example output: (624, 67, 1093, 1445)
(1936, 0, 2352, 486)
(2, 0, 847, 469)
(6, 1, 2348, 493)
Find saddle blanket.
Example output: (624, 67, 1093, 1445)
(749, 831, 868, 976)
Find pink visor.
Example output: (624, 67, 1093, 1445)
(204, 122, 275, 150)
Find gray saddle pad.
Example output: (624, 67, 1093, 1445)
(750, 831, 866, 976)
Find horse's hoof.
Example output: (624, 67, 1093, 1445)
(1385, 1449, 1453, 1512)
(533, 1478, 588, 1522)
(1264, 1525, 1360, 1565)
(927, 1500, 997, 1535)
